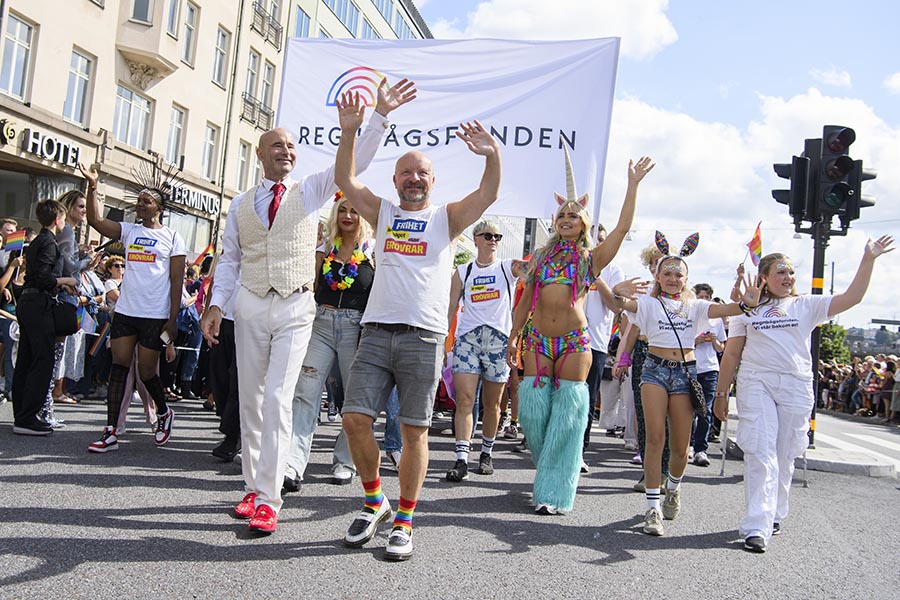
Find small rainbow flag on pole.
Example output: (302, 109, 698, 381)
(192, 243, 215, 265)
(746, 221, 763, 267)
(4, 229, 26, 252)
(89, 322, 110, 357)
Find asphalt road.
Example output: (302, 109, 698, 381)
(1, 399, 898, 599)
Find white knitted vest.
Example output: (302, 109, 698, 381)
(236, 183, 317, 298)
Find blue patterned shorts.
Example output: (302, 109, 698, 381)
(452, 325, 510, 383)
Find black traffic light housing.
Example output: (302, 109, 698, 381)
(841, 159, 877, 227)
(772, 155, 810, 225)
(817, 126, 856, 216)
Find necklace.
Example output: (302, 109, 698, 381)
(475, 258, 495, 268)
(659, 291, 681, 300)
(322, 236, 365, 291)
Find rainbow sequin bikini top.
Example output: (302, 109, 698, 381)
(528, 240, 593, 311)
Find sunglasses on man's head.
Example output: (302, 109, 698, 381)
(478, 233, 503, 242)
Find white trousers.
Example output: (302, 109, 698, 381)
(598, 378, 626, 430)
(735, 370, 812, 542)
(234, 287, 316, 512)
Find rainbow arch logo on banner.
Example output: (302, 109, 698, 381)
(763, 307, 788, 318)
(326, 66, 386, 107)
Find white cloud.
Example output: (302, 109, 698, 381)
(883, 71, 900, 95)
(428, 0, 678, 60)
(594, 89, 900, 328)
(809, 67, 852, 88)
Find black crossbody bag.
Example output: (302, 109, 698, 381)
(657, 298, 707, 417)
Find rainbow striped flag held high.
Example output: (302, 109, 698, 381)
(192, 243, 215, 265)
(4, 229, 26, 252)
(746, 222, 763, 267)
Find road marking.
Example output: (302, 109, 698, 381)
(813, 432, 900, 471)
(844, 433, 900, 455)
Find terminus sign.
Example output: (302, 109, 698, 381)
(171, 186, 220, 216)
(21, 129, 82, 167)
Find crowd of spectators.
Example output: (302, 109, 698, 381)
(818, 354, 900, 423)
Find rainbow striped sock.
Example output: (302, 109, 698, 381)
(362, 478, 384, 514)
(392, 496, 416, 533)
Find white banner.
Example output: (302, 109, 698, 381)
(278, 38, 619, 221)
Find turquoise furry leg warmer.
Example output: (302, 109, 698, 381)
(532, 379, 589, 512)
(517, 376, 552, 466)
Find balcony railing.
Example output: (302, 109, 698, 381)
(251, 2, 283, 51)
(241, 92, 275, 130)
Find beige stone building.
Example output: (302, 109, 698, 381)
(0, 0, 430, 256)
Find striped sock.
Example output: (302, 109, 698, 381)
(481, 436, 495, 456)
(393, 496, 417, 533)
(362, 478, 384, 514)
(455, 440, 470, 462)
(646, 488, 661, 511)
(667, 473, 683, 491)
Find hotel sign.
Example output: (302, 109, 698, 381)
(21, 128, 81, 167)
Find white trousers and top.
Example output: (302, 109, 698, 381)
(729, 294, 832, 542)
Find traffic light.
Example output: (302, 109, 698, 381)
(842, 159, 877, 225)
(772, 155, 810, 224)
(817, 126, 856, 215)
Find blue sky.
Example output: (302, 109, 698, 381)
(415, 0, 900, 328)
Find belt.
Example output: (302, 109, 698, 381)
(21, 288, 46, 296)
(647, 353, 695, 368)
(367, 322, 424, 333)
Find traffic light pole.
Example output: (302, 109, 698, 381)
(807, 218, 830, 449)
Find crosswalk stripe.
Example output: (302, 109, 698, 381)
(844, 433, 900, 455)
(812, 432, 900, 471)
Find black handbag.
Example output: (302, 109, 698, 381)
(657, 298, 707, 417)
(52, 298, 78, 336)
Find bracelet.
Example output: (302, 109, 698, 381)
(738, 300, 752, 315)
(616, 351, 632, 367)
(714, 391, 728, 398)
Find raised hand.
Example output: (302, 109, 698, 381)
(336, 91, 366, 133)
(455, 120, 498, 157)
(375, 77, 417, 116)
(740, 272, 761, 307)
(865, 235, 894, 259)
(78, 162, 99, 187)
(627, 156, 655, 185)
(614, 277, 651, 299)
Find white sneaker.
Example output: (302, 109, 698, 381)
(623, 442, 637, 452)
(384, 450, 401, 471)
(693, 451, 710, 467)
(643, 507, 664, 536)
(332, 463, 355, 485)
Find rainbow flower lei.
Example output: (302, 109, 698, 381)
(322, 236, 365, 291)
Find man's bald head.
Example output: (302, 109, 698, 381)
(393, 151, 435, 207)
(256, 128, 296, 182)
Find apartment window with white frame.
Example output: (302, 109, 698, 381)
(165, 105, 186, 165)
(269, 0, 281, 21)
(374, 0, 393, 24)
(0, 14, 34, 100)
(201, 124, 219, 181)
(318, 27, 331, 39)
(394, 12, 413, 39)
(252, 155, 262, 185)
(113, 85, 152, 149)
(245, 49, 260, 96)
(63, 50, 92, 126)
(261, 61, 275, 107)
(294, 5, 311, 38)
(131, 0, 152, 23)
(212, 26, 230, 87)
(360, 18, 378, 40)
(181, 2, 198, 65)
(166, 0, 180, 36)
(237, 141, 250, 190)
(324, 0, 359, 36)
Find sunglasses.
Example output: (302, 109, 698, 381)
(111, 264, 125, 268)
(478, 233, 503, 242)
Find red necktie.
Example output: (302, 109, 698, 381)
(268, 182, 286, 229)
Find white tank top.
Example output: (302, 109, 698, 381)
(362, 199, 453, 334)
(454, 258, 515, 338)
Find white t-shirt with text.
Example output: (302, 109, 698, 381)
(115, 223, 187, 319)
(454, 258, 516, 338)
(627, 295, 711, 350)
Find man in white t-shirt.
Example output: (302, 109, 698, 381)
(334, 92, 501, 561)
(691, 283, 726, 467)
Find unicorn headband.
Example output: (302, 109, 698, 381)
(554, 144, 589, 211)
(654, 230, 700, 274)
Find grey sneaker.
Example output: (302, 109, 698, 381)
(502, 424, 519, 439)
(744, 535, 766, 553)
(477, 453, 493, 475)
(693, 451, 710, 467)
(384, 526, 413, 561)
(446, 459, 469, 482)
(384, 450, 401, 471)
(344, 501, 392, 548)
(643, 507, 664, 536)
(662, 488, 681, 520)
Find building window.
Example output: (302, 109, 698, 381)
(324, 0, 359, 36)
(212, 27, 230, 87)
(168, 211, 211, 254)
(269, 0, 281, 21)
(166, 0, 180, 36)
(261, 61, 275, 107)
(165, 105, 185, 165)
(63, 50, 92, 126)
(374, 0, 393, 24)
(237, 141, 250, 190)
(201, 123, 219, 181)
(0, 15, 34, 100)
(113, 85, 152, 150)
(394, 12, 413, 39)
(360, 18, 379, 40)
(245, 49, 259, 96)
(252, 155, 262, 185)
(131, 0, 152, 23)
(318, 27, 331, 39)
(294, 5, 310, 37)
(181, 2, 198, 65)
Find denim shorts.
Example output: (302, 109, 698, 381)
(640, 356, 697, 395)
(452, 325, 510, 383)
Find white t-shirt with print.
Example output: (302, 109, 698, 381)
(627, 294, 711, 350)
(454, 258, 516, 338)
(729, 295, 832, 379)
(115, 223, 187, 319)
(585, 262, 625, 352)
(694, 317, 727, 373)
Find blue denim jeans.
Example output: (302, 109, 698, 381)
(286, 306, 361, 477)
(383, 387, 402, 452)
(691, 370, 719, 453)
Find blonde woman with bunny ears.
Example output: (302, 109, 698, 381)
(506, 151, 654, 516)
(611, 232, 760, 537)
(713, 237, 894, 554)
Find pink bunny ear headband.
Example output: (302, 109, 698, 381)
(654, 231, 699, 274)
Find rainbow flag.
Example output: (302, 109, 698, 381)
(746, 221, 763, 267)
(611, 322, 620, 339)
(4, 229, 26, 252)
(76, 306, 97, 334)
(192, 243, 215, 265)
(89, 322, 110, 356)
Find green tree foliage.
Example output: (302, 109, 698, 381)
(820, 322, 851, 363)
(454, 249, 473, 267)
